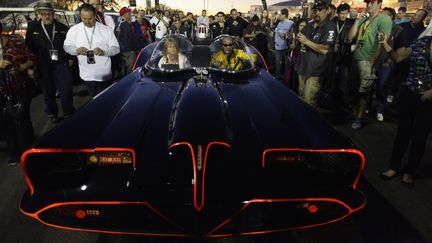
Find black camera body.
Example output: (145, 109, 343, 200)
(87, 50, 96, 64)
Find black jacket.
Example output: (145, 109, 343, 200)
(25, 20, 72, 77)
(117, 21, 139, 53)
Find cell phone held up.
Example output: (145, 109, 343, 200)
(86, 50, 96, 64)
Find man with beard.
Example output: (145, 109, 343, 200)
(296, 0, 337, 107)
(26, 1, 75, 123)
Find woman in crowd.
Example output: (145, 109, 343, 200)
(158, 38, 190, 69)
(285, 18, 307, 91)
(380, 22, 432, 187)
(0, 25, 37, 165)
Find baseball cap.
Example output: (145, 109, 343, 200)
(35, 1, 54, 12)
(119, 7, 132, 17)
(312, 0, 328, 10)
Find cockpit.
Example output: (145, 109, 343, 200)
(145, 34, 256, 74)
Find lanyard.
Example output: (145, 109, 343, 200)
(41, 22, 56, 49)
(83, 24, 96, 49)
(336, 21, 345, 36)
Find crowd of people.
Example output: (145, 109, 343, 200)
(0, 0, 431, 187)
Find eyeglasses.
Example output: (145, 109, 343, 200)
(223, 43, 233, 47)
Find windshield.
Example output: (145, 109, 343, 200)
(146, 35, 193, 72)
(146, 34, 255, 74)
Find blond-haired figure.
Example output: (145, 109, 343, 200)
(157, 38, 190, 69)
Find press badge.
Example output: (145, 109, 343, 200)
(49, 49, 58, 61)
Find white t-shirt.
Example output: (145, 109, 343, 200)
(150, 16, 169, 40)
(64, 22, 120, 81)
(157, 53, 190, 69)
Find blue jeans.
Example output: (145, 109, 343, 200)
(275, 49, 287, 79)
(376, 63, 393, 113)
(39, 63, 75, 116)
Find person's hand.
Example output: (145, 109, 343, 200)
(0, 59, 11, 69)
(27, 69, 36, 80)
(297, 32, 309, 44)
(357, 12, 369, 21)
(378, 31, 389, 44)
(420, 89, 432, 101)
(212, 60, 223, 68)
(76, 47, 88, 55)
(93, 48, 104, 56)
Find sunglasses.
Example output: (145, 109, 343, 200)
(223, 43, 233, 47)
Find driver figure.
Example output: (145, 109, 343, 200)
(210, 36, 256, 71)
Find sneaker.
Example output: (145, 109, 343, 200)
(386, 95, 394, 103)
(49, 116, 60, 124)
(377, 113, 384, 121)
(7, 159, 17, 166)
(351, 118, 363, 130)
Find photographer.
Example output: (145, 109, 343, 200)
(150, 10, 169, 41)
(64, 3, 119, 98)
(0, 25, 36, 165)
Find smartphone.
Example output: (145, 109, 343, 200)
(87, 50, 96, 64)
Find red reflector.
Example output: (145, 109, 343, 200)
(75, 210, 86, 219)
(308, 205, 318, 214)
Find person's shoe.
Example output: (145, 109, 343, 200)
(401, 173, 415, 188)
(377, 113, 384, 121)
(380, 169, 398, 180)
(7, 159, 17, 166)
(386, 95, 394, 103)
(351, 118, 363, 130)
(49, 116, 60, 124)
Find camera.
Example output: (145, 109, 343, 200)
(87, 50, 95, 64)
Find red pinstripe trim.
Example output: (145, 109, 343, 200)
(207, 197, 367, 237)
(168, 142, 231, 212)
(21, 148, 136, 195)
(20, 201, 191, 237)
(262, 148, 366, 189)
(132, 43, 154, 70)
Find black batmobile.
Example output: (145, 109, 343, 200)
(20, 35, 366, 238)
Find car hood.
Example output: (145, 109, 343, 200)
(37, 70, 350, 151)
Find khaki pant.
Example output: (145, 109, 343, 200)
(298, 75, 320, 107)
(356, 60, 377, 93)
(120, 51, 137, 77)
